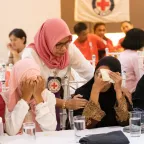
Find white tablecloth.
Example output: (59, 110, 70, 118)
(0, 127, 144, 144)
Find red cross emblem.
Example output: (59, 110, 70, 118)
(92, 0, 114, 16)
(51, 82, 58, 89)
(48, 79, 61, 93)
(97, 0, 110, 11)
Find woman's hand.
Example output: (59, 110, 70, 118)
(93, 73, 109, 93)
(66, 95, 88, 110)
(33, 76, 45, 104)
(109, 72, 122, 91)
(121, 87, 132, 104)
(21, 79, 34, 102)
(109, 72, 123, 101)
(7, 43, 19, 56)
(91, 73, 109, 104)
(7, 43, 20, 63)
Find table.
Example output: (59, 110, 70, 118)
(0, 126, 144, 144)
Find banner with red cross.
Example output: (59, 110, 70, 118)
(75, 0, 130, 23)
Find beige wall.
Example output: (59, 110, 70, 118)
(0, 0, 61, 59)
(61, 0, 144, 33)
(1, 0, 143, 59)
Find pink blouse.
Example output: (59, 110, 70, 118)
(119, 50, 144, 93)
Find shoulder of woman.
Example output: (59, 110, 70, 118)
(23, 47, 35, 53)
(22, 48, 38, 59)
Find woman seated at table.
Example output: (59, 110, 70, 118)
(74, 56, 132, 129)
(4, 59, 57, 135)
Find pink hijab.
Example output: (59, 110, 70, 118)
(7, 58, 42, 132)
(28, 18, 72, 69)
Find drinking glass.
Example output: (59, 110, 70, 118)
(23, 122, 36, 141)
(130, 111, 141, 137)
(140, 112, 144, 129)
(74, 115, 85, 137)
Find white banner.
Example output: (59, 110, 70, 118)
(75, 0, 130, 23)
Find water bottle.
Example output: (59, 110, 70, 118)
(0, 63, 6, 92)
(0, 117, 4, 136)
(122, 71, 126, 87)
(105, 48, 109, 56)
(92, 55, 96, 67)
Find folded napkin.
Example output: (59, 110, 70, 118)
(79, 131, 129, 144)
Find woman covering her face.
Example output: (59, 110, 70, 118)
(74, 56, 132, 128)
(4, 59, 57, 135)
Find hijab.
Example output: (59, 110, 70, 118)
(7, 58, 44, 132)
(74, 56, 121, 127)
(28, 18, 72, 70)
(7, 59, 41, 111)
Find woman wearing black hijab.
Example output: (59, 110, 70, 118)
(74, 56, 132, 129)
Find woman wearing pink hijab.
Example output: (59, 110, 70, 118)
(4, 59, 57, 136)
(22, 18, 93, 129)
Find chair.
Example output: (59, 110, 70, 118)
(60, 78, 87, 130)
(137, 51, 144, 78)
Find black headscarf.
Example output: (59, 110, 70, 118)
(74, 56, 122, 128)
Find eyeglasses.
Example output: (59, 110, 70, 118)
(55, 40, 70, 50)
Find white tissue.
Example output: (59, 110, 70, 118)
(100, 69, 114, 83)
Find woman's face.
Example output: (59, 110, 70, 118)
(94, 25, 106, 38)
(9, 34, 25, 51)
(53, 36, 70, 57)
(121, 22, 133, 34)
(95, 65, 112, 92)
